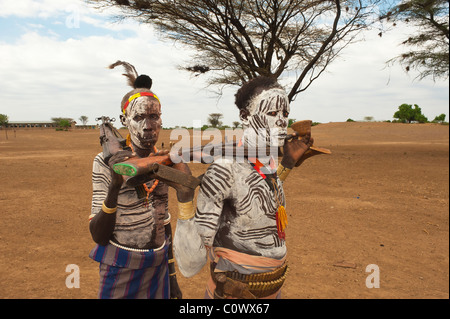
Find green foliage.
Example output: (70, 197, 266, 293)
(393, 104, 428, 123)
(0, 114, 8, 127)
(52, 117, 73, 131)
(0, 114, 9, 139)
(346, 118, 355, 122)
(288, 119, 296, 128)
(59, 119, 71, 128)
(52, 117, 73, 129)
(432, 113, 447, 123)
(52, 117, 73, 124)
(207, 113, 223, 128)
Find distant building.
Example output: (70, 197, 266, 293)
(6, 121, 97, 129)
(7, 121, 58, 128)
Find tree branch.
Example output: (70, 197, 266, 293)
(288, 0, 342, 102)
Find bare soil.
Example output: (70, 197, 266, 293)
(0, 122, 448, 299)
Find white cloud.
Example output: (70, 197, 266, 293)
(0, 0, 82, 18)
(0, 24, 230, 127)
(0, 4, 448, 128)
(290, 23, 449, 122)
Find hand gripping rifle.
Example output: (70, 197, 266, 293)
(109, 119, 331, 188)
(287, 120, 331, 166)
(96, 116, 127, 165)
(96, 116, 201, 190)
(112, 142, 275, 184)
(112, 144, 231, 189)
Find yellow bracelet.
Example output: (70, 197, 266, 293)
(178, 201, 195, 220)
(168, 258, 175, 264)
(277, 164, 292, 182)
(102, 201, 117, 214)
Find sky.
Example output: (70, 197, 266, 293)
(0, 0, 448, 128)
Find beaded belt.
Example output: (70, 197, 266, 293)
(211, 262, 288, 298)
(110, 240, 166, 253)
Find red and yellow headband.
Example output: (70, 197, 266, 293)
(122, 92, 161, 115)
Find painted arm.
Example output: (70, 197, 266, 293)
(174, 163, 233, 277)
(89, 151, 130, 246)
(277, 133, 314, 182)
(173, 217, 207, 278)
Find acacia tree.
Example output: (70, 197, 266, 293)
(207, 113, 224, 128)
(89, 0, 381, 102)
(79, 115, 89, 125)
(52, 117, 73, 131)
(380, 0, 449, 81)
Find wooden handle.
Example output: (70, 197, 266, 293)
(113, 155, 172, 177)
(289, 120, 331, 167)
(290, 120, 312, 136)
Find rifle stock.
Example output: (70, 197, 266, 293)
(288, 120, 331, 167)
(113, 155, 173, 177)
(114, 157, 202, 189)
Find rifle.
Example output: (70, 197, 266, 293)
(287, 120, 331, 166)
(96, 116, 201, 189)
(112, 144, 234, 188)
(113, 142, 278, 180)
(107, 119, 331, 188)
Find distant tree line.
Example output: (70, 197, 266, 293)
(347, 104, 447, 124)
(393, 103, 447, 124)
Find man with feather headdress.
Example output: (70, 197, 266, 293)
(88, 61, 190, 299)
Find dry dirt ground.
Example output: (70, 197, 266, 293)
(0, 122, 448, 299)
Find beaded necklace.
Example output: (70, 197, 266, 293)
(248, 156, 288, 240)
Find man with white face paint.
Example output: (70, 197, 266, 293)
(89, 61, 187, 299)
(240, 84, 290, 149)
(173, 76, 313, 299)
